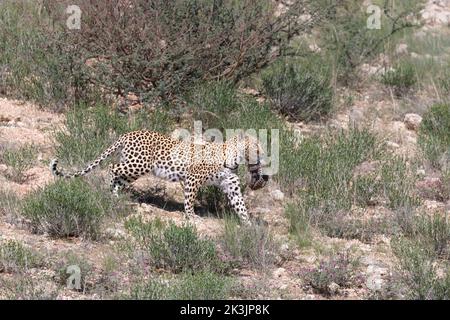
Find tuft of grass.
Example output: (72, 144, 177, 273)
(419, 103, 450, 169)
(128, 271, 232, 300)
(302, 251, 360, 296)
(22, 178, 120, 239)
(221, 215, 278, 269)
(286, 128, 382, 239)
(380, 157, 421, 210)
(0, 239, 41, 273)
(381, 62, 417, 96)
(0, 144, 38, 183)
(124, 217, 227, 274)
(0, 190, 21, 222)
(392, 237, 450, 300)
(53, 104, 131, 167)
(286, 129, 420, 242)
(54, 103, 174, 167)
(414, 214, 450, 259)
(261, 58, 333, 121)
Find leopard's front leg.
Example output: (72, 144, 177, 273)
(219, 173, 251, 225)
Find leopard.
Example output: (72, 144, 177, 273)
(50, 130, 269, 224)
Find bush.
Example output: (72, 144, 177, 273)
(0, 240, 41, 273)
(381, 62, 417, 96)
(261, 58, 333, 121)
(0, 144, 38, 183)
(221, 215, 278, 269)
(392, 237, 450, 300)
(22, 178, 119, 239)
(0, 0, 96, 108)
(128, 271, 232, 300)
(124, 217, 227, 273)
(41, 0, 325, 104)
(303, 251, 360, 296)
(419, 103, 450, 169)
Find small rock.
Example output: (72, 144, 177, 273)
(328, 282, 340, 295)
(271, 189, 285, 201)
(126, 92, 139, 102)
(273, 267, 286, 278)
(105, 228, 126, 240)
(366, 275, 384, 291)
(404, 113, 422, 131)
(416, 169, 426, 177)
(386, 141, 400, 149)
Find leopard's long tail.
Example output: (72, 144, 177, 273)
(50, 138, 123, 178)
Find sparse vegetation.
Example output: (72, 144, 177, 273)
(419, 103, 450, 169)
(124, 217, 227, 274)
(0, 239, 41, 273)
(54, 103, 175, 167)
(381, 62, 417, 96)
(303, 251, 360, 296)
(261, 58, 333, 121)
(128, 271, 232, 300)
(221, 215, 278, 269)
(0, 144, 38, 183)
(0, 0, 449, 301)
(22, 178, 121, 239)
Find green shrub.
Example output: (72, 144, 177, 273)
(22, 178, 118, 239)
(221, 215, 278, 269)
(0, 239, 41, 273)
(0, 0, 96, 108)
(261, 58, 333, 121)
(124, 217, 227, 273)
(392, 237, 449, 300)
(380, 157, 421, 209)
(0, 144, 38, 183)
(419, 103, 450, 168)
(128, 271, 232, 300)
(381, 62, 417, 96)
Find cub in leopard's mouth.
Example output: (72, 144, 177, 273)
(50, 130, 270, 224)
